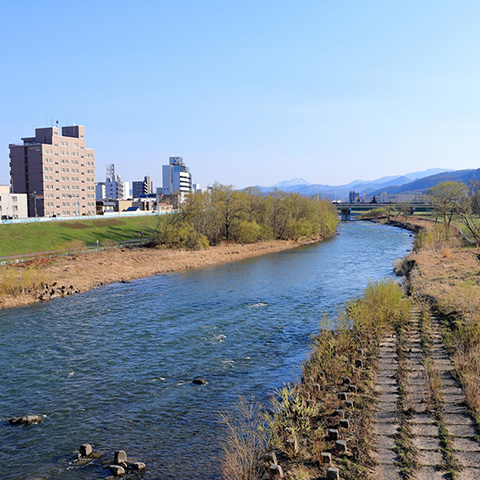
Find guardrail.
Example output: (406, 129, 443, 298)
(0, 210, 172, 225)
(0, 238, 151, 266)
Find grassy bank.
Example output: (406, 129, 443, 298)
(377, 215, 480, 442)
(221, 280, 411, 480)
(407, 232, 480, 424)
(220, 215, 480, 479)
(0, 216, 155, 257)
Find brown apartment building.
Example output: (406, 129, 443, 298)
(9, 125, 96, 217)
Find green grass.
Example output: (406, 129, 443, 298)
(0, 216, 158, 257)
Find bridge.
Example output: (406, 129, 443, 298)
(335, 203, 433, 221)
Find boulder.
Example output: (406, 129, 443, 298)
(326, 467, 340, 480)
(114, 450, 127, 465)
(336, 440, 347, 452)
(192, 378, 208, 385)
(269, 464, 284, 478)
(79, 443, 92, 458)
(328, 428, 339, 440)
(340, 419, 350, 429)
(321, 452, 332, 465)
(108, 465, 125, 476)
(9, 415, 44, 426)
(132, 462, 146, 471)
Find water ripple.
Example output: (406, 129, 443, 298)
(0, 222, 412, 480)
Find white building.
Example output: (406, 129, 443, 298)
(97, 164, 129, 200)
(95, 183, 106, 200)
(0, 185, 28, 219)
(162, 157, 192, 196)
(387, 193, 425, 204)
(106, 174, 129, 200)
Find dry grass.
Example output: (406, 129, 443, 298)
(409, 231, 480, 423)
(0, 240, 307, 310)
(0, 266, 47, 295)
(441, 248, 452, 258)
(57, 239, 86, 253)
(219, 396, 268, 480)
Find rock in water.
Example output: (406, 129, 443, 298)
(108, 465, 125, 476)
(132, 462, 146, 471)
(192, 378, 208, 385)
(9, 415, 44, 426)
(79, 443, 93, 457)
(114, 450, 127, 465)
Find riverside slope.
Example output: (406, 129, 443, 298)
(0, 239, 320, 310)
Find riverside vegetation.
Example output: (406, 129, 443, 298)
(0, 185, 338, 308)
(150, 184, 339, 249)
(221, 280, 412, 480)
(221, 183, 480, 480)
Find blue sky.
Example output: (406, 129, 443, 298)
(1, 1, 480, 190)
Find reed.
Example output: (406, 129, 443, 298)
(0, 266, 47, 295)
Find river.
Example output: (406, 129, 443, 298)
(0, 222, 413, 479)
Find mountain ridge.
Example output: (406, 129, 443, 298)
(252, 168, 455, 199)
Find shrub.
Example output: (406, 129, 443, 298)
(156, 221, 209, 250)
(233, 220, 262, 244)
(0, 266, 47, 295)
(284, 218, 318, 241)
(360, 208, 389, 219)
(219, 396, 268, 480)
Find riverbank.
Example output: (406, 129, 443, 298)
(368, 214, 436, 233)
(0, 238, 322, 310)
(247, 216, 480, 479)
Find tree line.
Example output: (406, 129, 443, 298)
(427, 180, 480, 245)
(151, 183, 339, 249)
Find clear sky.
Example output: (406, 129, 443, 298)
(1, 1, 480, 190)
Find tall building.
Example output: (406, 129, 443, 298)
(97, 164, 130, 200)
(162, 157, 192, 195)
(132, 176, 153, 198)
(9, 125, 96, 217)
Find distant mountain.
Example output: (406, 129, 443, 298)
(253, 168, 454, 200)
(371, 168, 480, 196)
(403, 168, 454, 182)
(272, 178, 311, 188)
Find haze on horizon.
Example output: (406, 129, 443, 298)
(1, 1, 479, 190)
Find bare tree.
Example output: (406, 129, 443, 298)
(427, 181, 470, 237)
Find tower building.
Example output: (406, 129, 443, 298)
(162, 157, 192, 196)
(9, 125, 96, 217)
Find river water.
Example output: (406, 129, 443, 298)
(0, 222, 412, 480)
